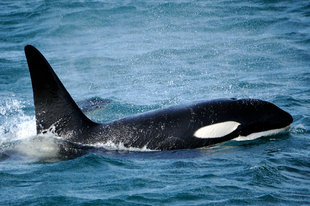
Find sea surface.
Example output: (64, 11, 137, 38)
(0, 0, 309, 205)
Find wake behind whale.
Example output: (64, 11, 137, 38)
(12, 45, 293, 160)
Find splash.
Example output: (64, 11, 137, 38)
(0, 98, 51, 161)
(0, 98, 36, 144)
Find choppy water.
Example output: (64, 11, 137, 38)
(1, 0, 310, 205)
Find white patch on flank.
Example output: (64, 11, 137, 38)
(194, 121, 241, 138)
(233, 126, 290, 141)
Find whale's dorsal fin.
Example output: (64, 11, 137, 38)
(24, 45, 97, 138)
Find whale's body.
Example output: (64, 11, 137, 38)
(24, 45, 293, 151)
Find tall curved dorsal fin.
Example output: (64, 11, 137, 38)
(24, 45, 97, 138)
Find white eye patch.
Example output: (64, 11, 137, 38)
(194, 121, 241, 139)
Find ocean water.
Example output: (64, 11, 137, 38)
(0, 0, 309, 205)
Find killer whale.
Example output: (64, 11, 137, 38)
(24, 45, 293, 151)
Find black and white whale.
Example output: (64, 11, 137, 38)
(24, 45, 293, 151)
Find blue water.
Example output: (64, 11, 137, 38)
(1, 0, 310, 205)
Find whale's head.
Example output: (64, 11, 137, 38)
(233, 99, 293, 140)
(193, 99, 293, 141)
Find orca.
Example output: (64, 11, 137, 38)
(24, 45, 293, 151)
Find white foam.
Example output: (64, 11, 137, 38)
(233, 126, 290, 141)
(92, 140, 156, 152)
(194, 121, 241, 138)
(15, 116, 36, 139)
(14, 135, 60, 161)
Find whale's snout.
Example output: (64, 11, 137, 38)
(281, 109, 293, 127)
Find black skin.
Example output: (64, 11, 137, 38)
(24, 45, 293, 151)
